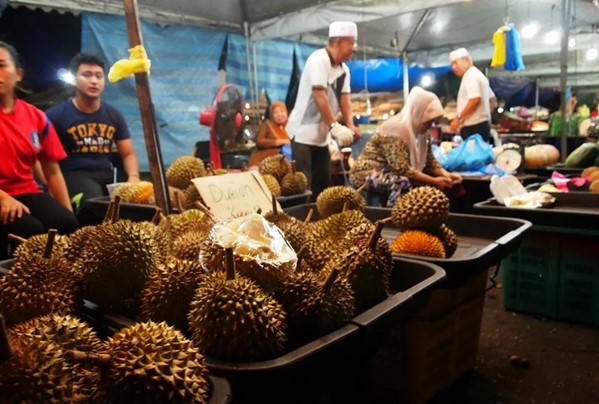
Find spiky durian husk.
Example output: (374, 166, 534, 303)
(166, 209, 211, 240)
(263, 211, 306, 252)
(166, 156, 206, 190)
(0, 336, 91, 403)
(188, 271, 286, 361)
(434, 224, 458, 258)
(262, 173, 281, 197)
(303, 209, 371, 271)
(79, 220, 161, 313)
(128, 181, 154, 204)
(182, 184, 205, 210)
(274, 271, 354, 341)
(280, 171, 308, 196)
(391, 186, 450, 231)
(0, 255, 82, 326)
(140, 260, 207, 333)
(259, 154, 291, 181)
(316, 185, 366, 218)
(390, 230, 446, 258)
(112, 182, 137, 203)
(170, 229, 211, 261)
(335, 222, 393, 271)
(102, 321, 209, 403)
(11, 233, 70, 261)
(65, 225, 100, 262)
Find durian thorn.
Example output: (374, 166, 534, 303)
(67, 350, 112, 366)
(342, 201, 350, 212)
(193, 201, 216, 222)
(355, 183, 367, 194)
(112, 195, 122, 222)
(174, 191, 185, 212)
(151, 207, 163, 225)
(43, 229, 58, 259)
(224, 247, 235, 281)
(208, 162, 217, 175)
(304, 208, 314, 223)
(7, 234, 27, 245)
(271, 194, 278, 217)
(103, 200, 115, 223)
(322, 268, 340, 293)
(368, 221, 386, 251)
(0, 315, 14, 361)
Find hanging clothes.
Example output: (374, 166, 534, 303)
(505, 23, 526, 71)
(491, 26, 508, 68)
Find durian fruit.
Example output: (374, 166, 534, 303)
(189, 248, 287, 361)
(263, 195, 306, 251)
(101, 321, 209, 403)
(9, 232, 70, 261)
(140, 259, 207, 333)
(327, 220, 392, 312)
(262, 173, 282, 197)
(166, 208, 213, 240)
(0, 315, 96, 403)
(79, 220, 161, 313)
(433, 224, 458, 258)
(200, 213, 296, 292)
(182, 183, 204, 210)
(274, 268, 354, 341)
(170, 229, 211, 261)
(259, 154, 291, 181)
(280, 161, 308, 196)
(391, 186, 450, 231)
(303, 209, 371, 271)
(166, 155, 206, 189)
(112, 182, 137, 202)
(316, 185, 366, 218)
(128, 181, 154, 204)
(0, 230, 82, 326)
(390, 230, 446, 258)
(334, 221, 393, 273)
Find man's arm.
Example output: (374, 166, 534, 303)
(450, 97, 481, 132)
(116, 139, 140, 183)
(312, 88, 337, 126)
(40, 160, 73, 212)
(340, 93, 360, 137)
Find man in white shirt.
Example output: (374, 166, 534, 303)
(287, 21, 361, 200)
(449, 47, 493, 142)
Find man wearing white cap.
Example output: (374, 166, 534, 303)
(449, 47, 493, 142)
(287, 21, 360, 201)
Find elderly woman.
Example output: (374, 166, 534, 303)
(350, 87, 462, 206)
(248, 101, 291, 167)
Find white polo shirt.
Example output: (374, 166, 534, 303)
(287, 48, 351, 147)
(457, 66, 491, 127)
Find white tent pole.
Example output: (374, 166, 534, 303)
(535, 77, 540, 109)
(252, 41, 259, 108)
(559, 0, 570, 163)
(403, 51, 409, 101)
(243, 22, 255, 109)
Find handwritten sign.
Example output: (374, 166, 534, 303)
(192, 171, 281, 220)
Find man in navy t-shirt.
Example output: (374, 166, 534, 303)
(46, 53, 140, 222)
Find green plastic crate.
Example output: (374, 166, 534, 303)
(502, 231, 560, 318)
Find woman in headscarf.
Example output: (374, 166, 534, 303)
(248, 101, 291, 167)
(350, 87, 462, 206)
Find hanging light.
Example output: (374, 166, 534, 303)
(569, 37, 576, 48)
(420, 74, 435, 88)
(586, 48, 598, 61)
(57, 68, 75, 85)
(521, 22, 540, 39)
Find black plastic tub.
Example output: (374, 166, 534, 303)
(473, 192, 599, 230)
(276, 191, 312, 208)
(284, 204, 532, 280)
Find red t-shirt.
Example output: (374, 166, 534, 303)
(0, 98, 67, 196)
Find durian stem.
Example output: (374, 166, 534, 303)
(322, 268, 340, 293)
(342, 201, 350, 212)
(291, 160, 297, 175)
(368, 220, 386, 252)
(151, 207, 163, 225)
(174, 191, 185, 212)
(67, 350, 112, 365)
(7, 234, 27, 245)
(304, 208, 314, 223)
(0, 315, 13, 361)
(208, 162, 217, 175)
(225, 248, 235, 281)
(112, 195, 122, 223)
(103, 200, 115, 223)
(295, 245, 307, 273)
(193, 201, 216, 223)
(43, 229, 58, 259)
(355, 183, 366, 194)
(271, 194, 278, 218)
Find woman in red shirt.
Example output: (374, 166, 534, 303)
(0, 41, 78, 258)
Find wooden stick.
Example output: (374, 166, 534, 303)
(7, 234, 26, 245)
(321, 268, 340, 293)
(122, 0, 171, 214)
(193, 201, 216, 222)
(150, 207, 163, 225)
(225, 247, 235, 281)
(271, 194, 278, 217)
(112, 195, 122, 223)
(355, 183, 366, 194)
(43, 229, 58, 259)
(304, 208, 314, 223)
(368, 220, 386, 251)
(66, 350, 112, 365)
(103, 200, 115, 223)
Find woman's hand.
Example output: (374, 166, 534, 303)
(276, 138, 291, 146)
(0, 195, 30, 224)
(432, 176, 453, 191)
(448, 172, 463, 185)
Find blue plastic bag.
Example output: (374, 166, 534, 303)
(443, 134, 495, 172)
(280, 144, 292, 161)
(505, 23, 525, 71)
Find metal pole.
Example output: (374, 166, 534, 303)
(122, 0, 171, 213)
(252, 41, 260, 109)
(403, 51, 409, 101)
(535, 77, 540, 108)
(559, 0, 570, 163)
(243, 22, 255, 109)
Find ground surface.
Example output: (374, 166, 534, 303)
(431, 268, 599, 404)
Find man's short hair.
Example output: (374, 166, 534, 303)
(69, 53, 106, 74)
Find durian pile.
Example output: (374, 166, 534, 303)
(259, 155, 308, 197)
(389, 186, 458, 258)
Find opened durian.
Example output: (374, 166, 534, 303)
(391, 186, 449, 231)
(390, 230, 446, 258)
(166, 156, 206, 189)
(190, 248, 287, 361)
(259, 154, 291, 181)
(262, 173, 282, 197)
(263, 195, 307, 251)
(140, 259, 207, 333)
(433, 224, 458, 258)
(280, 161, 308, 196)
(100, 321, 210, 403)
(316, 185, 365, 218)
(128, 181, 154, 204)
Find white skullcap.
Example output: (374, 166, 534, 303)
(329, 21, 358, 39)
(449, 47, 470, 62)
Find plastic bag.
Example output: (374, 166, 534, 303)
(443, 134, 495, 172)
(432, 144, 448, 167)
